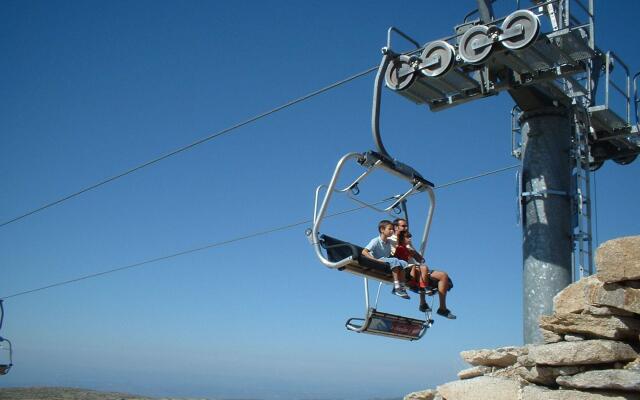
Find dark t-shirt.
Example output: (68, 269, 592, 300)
(394, 245, 411, 262)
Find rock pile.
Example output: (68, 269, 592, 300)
(404, 235, 640, 400)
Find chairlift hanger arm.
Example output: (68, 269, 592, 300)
(372, 53, 393, 160)
(371, 39, 435, 188)
(633, 72, 639, 127)
(476, 0, 496, 23)
(464, 0, 497, 23)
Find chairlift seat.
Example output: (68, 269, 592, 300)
(0, 364, 11, 375)
(346, 308, 431, 341)
(320, 234, 455, 291)
(320, 234, 395, 284)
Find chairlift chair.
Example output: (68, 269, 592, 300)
(0, 338, 12, 375)
(0, 301, 12, 375)
(306, 29, 441, 340)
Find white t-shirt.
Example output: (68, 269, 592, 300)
(364, 236, 392, 259)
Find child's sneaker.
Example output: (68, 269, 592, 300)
(437, 308, 456, 319)
(391, 287, 410, 299)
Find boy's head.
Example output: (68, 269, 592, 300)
(393, 218, 408, 234)
(378, 220, 394, 236)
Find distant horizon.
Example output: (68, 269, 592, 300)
(0, 385, 405, 400)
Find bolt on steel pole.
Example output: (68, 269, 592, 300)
(520, 107, 573, 344)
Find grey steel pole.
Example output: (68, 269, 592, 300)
(521, 107, 573, 344)
(476, 0, 494, 23)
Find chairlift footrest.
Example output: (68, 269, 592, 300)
(347, 308, 428, 341)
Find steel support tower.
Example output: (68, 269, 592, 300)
(381, 0, 639, 343)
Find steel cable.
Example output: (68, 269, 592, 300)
(0, 66, 378, 229)
(0, 164, 519, 300)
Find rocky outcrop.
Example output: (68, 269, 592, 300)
(404, 389, 438, 400)
(595, 236, 640, 283)
(521, 385, 640, 400)
(556, 369, 640, 391)
(437, 377, 521, 400)
(404, 235, 640, 400)
(457, 366, 491, 380)
(538, 313, 640, 340)
(460, 347, 524, 368)
(589, 283, 640, 315)
(525, 340, 637, 366)
(515, 364, 587, 386)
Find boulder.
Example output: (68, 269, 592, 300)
(460, 346, 524, 368)
(521, 384, 640, 399)
(553, 274, 640, 316)
(539, 313, 640, 340)
(596, 236, 640, 283)
(584, 305, 635, 317)
(626, 358, 640, 371)
(564, 334, 585, 341)
(554, 275, 599, 314)
(517, 365, 587, 386)
(541, 329, 563, 343)
(457, 366, 491, 380)
(556, 369, 640, 392)
(488, 364, 528, 384)
(404, 389, 437, 400)
(518, 354, 536, 367)
(437, 376, 520, 400)
(526, 340, 637, 366)
(588, 283, 640, 315)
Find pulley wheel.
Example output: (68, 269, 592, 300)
(501, 10, 540, 50)
(384, 55, 417, 91)
(419, 40, 456, 77)
(589, 160, 604, 171)
(613, 153, 638, 165)
(459, 25, 493, 64)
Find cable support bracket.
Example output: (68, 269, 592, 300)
(521, 188, 569, 198)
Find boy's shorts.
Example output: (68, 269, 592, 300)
(380, 257, 409, 270)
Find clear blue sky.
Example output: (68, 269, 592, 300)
(1, 1, 638, 399)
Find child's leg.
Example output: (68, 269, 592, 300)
(419, 264, 430, 289)
(430, 270, 450, 310)
(409, 265, 418, 281)
(391, 267, 401, 288)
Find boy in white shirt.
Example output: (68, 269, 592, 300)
(362, 220, 411, 299)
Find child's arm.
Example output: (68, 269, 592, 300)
(410, 248, 425, 263)
(362, 248, 375, 259)
(406, 240, 425, 263)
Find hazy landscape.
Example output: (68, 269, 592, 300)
(0, 387, 156, 400)
(0, 387, 403, 400)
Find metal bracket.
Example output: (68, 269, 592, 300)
(521, 189, 569, 198)
(468, 24, 524, 52)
